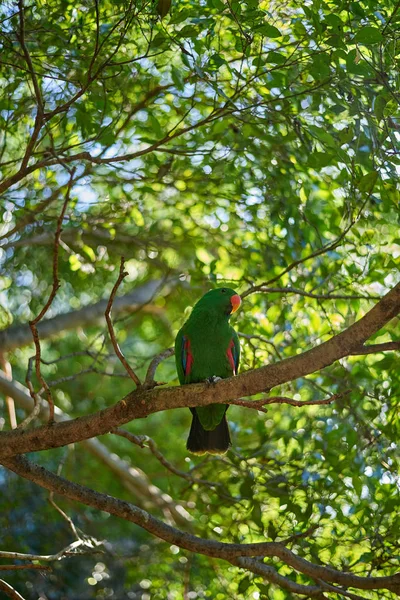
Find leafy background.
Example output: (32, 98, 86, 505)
(0, 0, 399, 598)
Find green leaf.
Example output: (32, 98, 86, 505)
(374, 93, 389, 121)
(266, 51, 286, 64)
(251, 503, 263, 529)
(358, 171, 379, 192)
(307, 152, 335, 168)
(157, 0, 171, 18)
(238, 576, 252, 595)
(171, 67, 185, 90)
(259, 24, 282, 38)
(353, 27, 383, 45)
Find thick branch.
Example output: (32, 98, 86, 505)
(0, 283, 398, 459)
(0, 279, 167, 352)
(2, 455, 399, 594)
(0, 372, 191, 526)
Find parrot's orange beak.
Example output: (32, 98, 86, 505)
(230, 294, 241, 314)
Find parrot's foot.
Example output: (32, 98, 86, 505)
(206, 376, 222, 385)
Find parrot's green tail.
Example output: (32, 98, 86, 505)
(187, 408, 231, 455)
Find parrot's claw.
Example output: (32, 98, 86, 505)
(206, 376, 222, 385)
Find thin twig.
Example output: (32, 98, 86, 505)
(49, 452, 81, 541)
(315, 579, 369, 600)
(25, 171, 75, 424)
(105, 257, 141, 386)
(0, 540, 104, 563)
(242, 286, 380, 301)
(144, 347, 174, 387)
(241, 214, 365, 298)
(281, 524, 319, 545)
(230, 390, 351, 412)
(350, 342, 400, 355)
(238, 333, 282, 360)
(112, 428, 236, 500)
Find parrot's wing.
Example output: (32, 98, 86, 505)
(174, 327, 193, 384)
(232, 330, 240, 374)
(227, 329, 240, 375)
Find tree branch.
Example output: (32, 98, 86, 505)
(0, 282, 398, 459)
(241, 286, 380, 301)
(229, 390, 350, 413)
(144, 347, 174, 386)
(0, 540, 103, 563)
(0, 579, 26, 600)
(2, 455, 399, 595)
(231, 558, 327, 599)
(0, 372, 191, 525)
(105, 257, 141, 386)
(349, 341, 400, 354)
(26, 171, 74, 423)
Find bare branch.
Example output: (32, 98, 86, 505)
(315, 579, 370, 600)
(238, 332, 282, 360)
(231, 558, 327, 598)
(49, 452, 82, 541)
(0, 579, 26, 600)
(112, 428, 239, 501)
(2, 455, 399, 595)
(144, 347, 174, 387)
(350, 342, 400, 354)
(241, 285, 380, 301)
(105, 258, 141, 386)
(0, 540, 101, 562)
(0, 372, 191, 525)
(230, 390, 351, 412)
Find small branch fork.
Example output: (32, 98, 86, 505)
(105, 257, 141, 387)
(25, 171, 75, 425)
(230, 390, 351, 413)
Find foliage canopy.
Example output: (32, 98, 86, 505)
(0, 0, 399, 598)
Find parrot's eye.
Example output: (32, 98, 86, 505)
(221, 288, 226, 293)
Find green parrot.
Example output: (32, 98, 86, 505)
(175, 288, 241, 454)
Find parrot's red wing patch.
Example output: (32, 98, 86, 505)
(226, 339, 237, 375)
(181, 335, 194, 376)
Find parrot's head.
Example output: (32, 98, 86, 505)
(194, 287, 242, 318)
